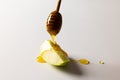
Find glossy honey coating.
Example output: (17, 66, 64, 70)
(46, 0, 62, 36)
(46, 11, 62, 36)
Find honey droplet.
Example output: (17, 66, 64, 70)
(99, 60, 104, 64)
(37, 56, 46, 63)
(78, 59, 89, 65)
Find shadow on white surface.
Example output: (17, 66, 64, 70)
(53, 59, 84, 76)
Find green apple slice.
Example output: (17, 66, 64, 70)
(37, 40, 70, 66)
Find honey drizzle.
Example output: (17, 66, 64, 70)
(51, 35, 57, 44)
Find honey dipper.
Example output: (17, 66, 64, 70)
(46, 0, 62, 42)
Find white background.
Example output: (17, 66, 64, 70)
(0, 0, 120, 80)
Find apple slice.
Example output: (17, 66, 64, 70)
(37, 40, 70, 66)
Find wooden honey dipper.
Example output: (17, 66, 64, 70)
(46, 0, 62, 42)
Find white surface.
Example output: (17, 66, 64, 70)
(0, 0, 120, 80)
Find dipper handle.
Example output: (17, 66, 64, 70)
(56, 0, 61, 12)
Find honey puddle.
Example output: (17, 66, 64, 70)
(78, 59, 89, 65)
(37, 56, 46, 63)
(70, 59, 89, 65)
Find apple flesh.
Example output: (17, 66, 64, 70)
(37, 40, 70, 66)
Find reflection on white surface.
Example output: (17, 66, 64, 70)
(0, 0, 120, 80)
